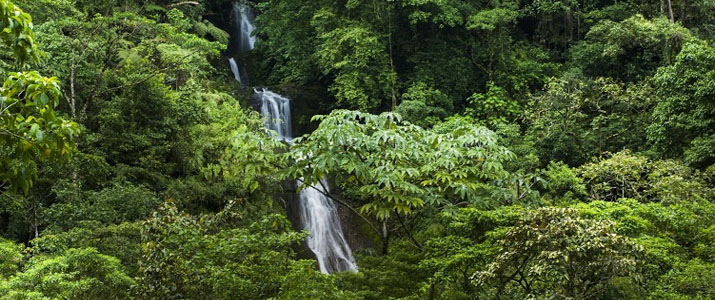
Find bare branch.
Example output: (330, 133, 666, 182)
(307, 180, 382, 238)
(0, 100, 19, 116)
(0, 128, 25, 139)
(396, 210, 423, 251)
(167, 1, 200, 8)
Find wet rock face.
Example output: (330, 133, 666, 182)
(283, 188, 318, 260)
(336, 202, 376, 252)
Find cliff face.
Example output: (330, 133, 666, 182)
(336, 199, 377, 253)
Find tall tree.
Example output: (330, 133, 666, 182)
(648, 41, 715, 168)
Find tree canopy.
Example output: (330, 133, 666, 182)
(1, 0, 714, 299)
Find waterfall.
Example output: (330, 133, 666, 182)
(298, 180, 359, 274)
(230, 2, 256, 53)
(254, 88, 358, 274)
(227, 2, 255, 84)
(255, 88, 292, 142)
(230, 1, 357, 274)
(228, 58, 241, 83)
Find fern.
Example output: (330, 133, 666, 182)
(193, 20, 229, 45)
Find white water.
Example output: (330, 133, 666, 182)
(231, 2, 256, 53)
(298, 180, 358, 274)
(255, 88, 292, 142)
(228, 58, 241, 83)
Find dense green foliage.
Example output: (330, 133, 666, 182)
(0, 0, 713, 299)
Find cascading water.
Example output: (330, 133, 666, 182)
(227, 1, 357, 274)
(230, 2, 256, 53)
(298, 180, 358, 274)
(228, 58, 241, 83)
(226, 2, 255, 84)
(255, 88, 292, 142)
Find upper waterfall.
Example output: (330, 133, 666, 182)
(230, 2, 256, 53)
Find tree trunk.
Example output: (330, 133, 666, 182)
(665, 0, 675, 23)
(387, 7, 397, 111)
(381, 220, 389, 255)
(428, 282, 436, 300)
(68, 48, 80, 188)
(70, 55, 77, 120)
(31, 201, 39, 239)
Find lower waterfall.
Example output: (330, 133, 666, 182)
(298, 180, 358, 274)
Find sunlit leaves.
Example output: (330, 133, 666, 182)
(571, 15, 692, 82)
(579, 151, 713, 203)
(0, 247, 134, 299)
(526, 75, 654, 166)
(0, 0, 43, 65)
(136, 201, 346, 300)
(395, 81, 452, 127)
(313, 19, 396, 111)
(467, 8, 517, 31)
(464, 82, 520, 127)
(0, 2, 77, 194)
(402, 0, 472, 28)
(0, 238, 22, 279)
(1, 71, 78, 194)
(289, 110, 512, 220)
(474, 207, 642, 299)
(188, 100, 286, 202)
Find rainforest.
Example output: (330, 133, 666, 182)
(0, 0, 714, 299)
